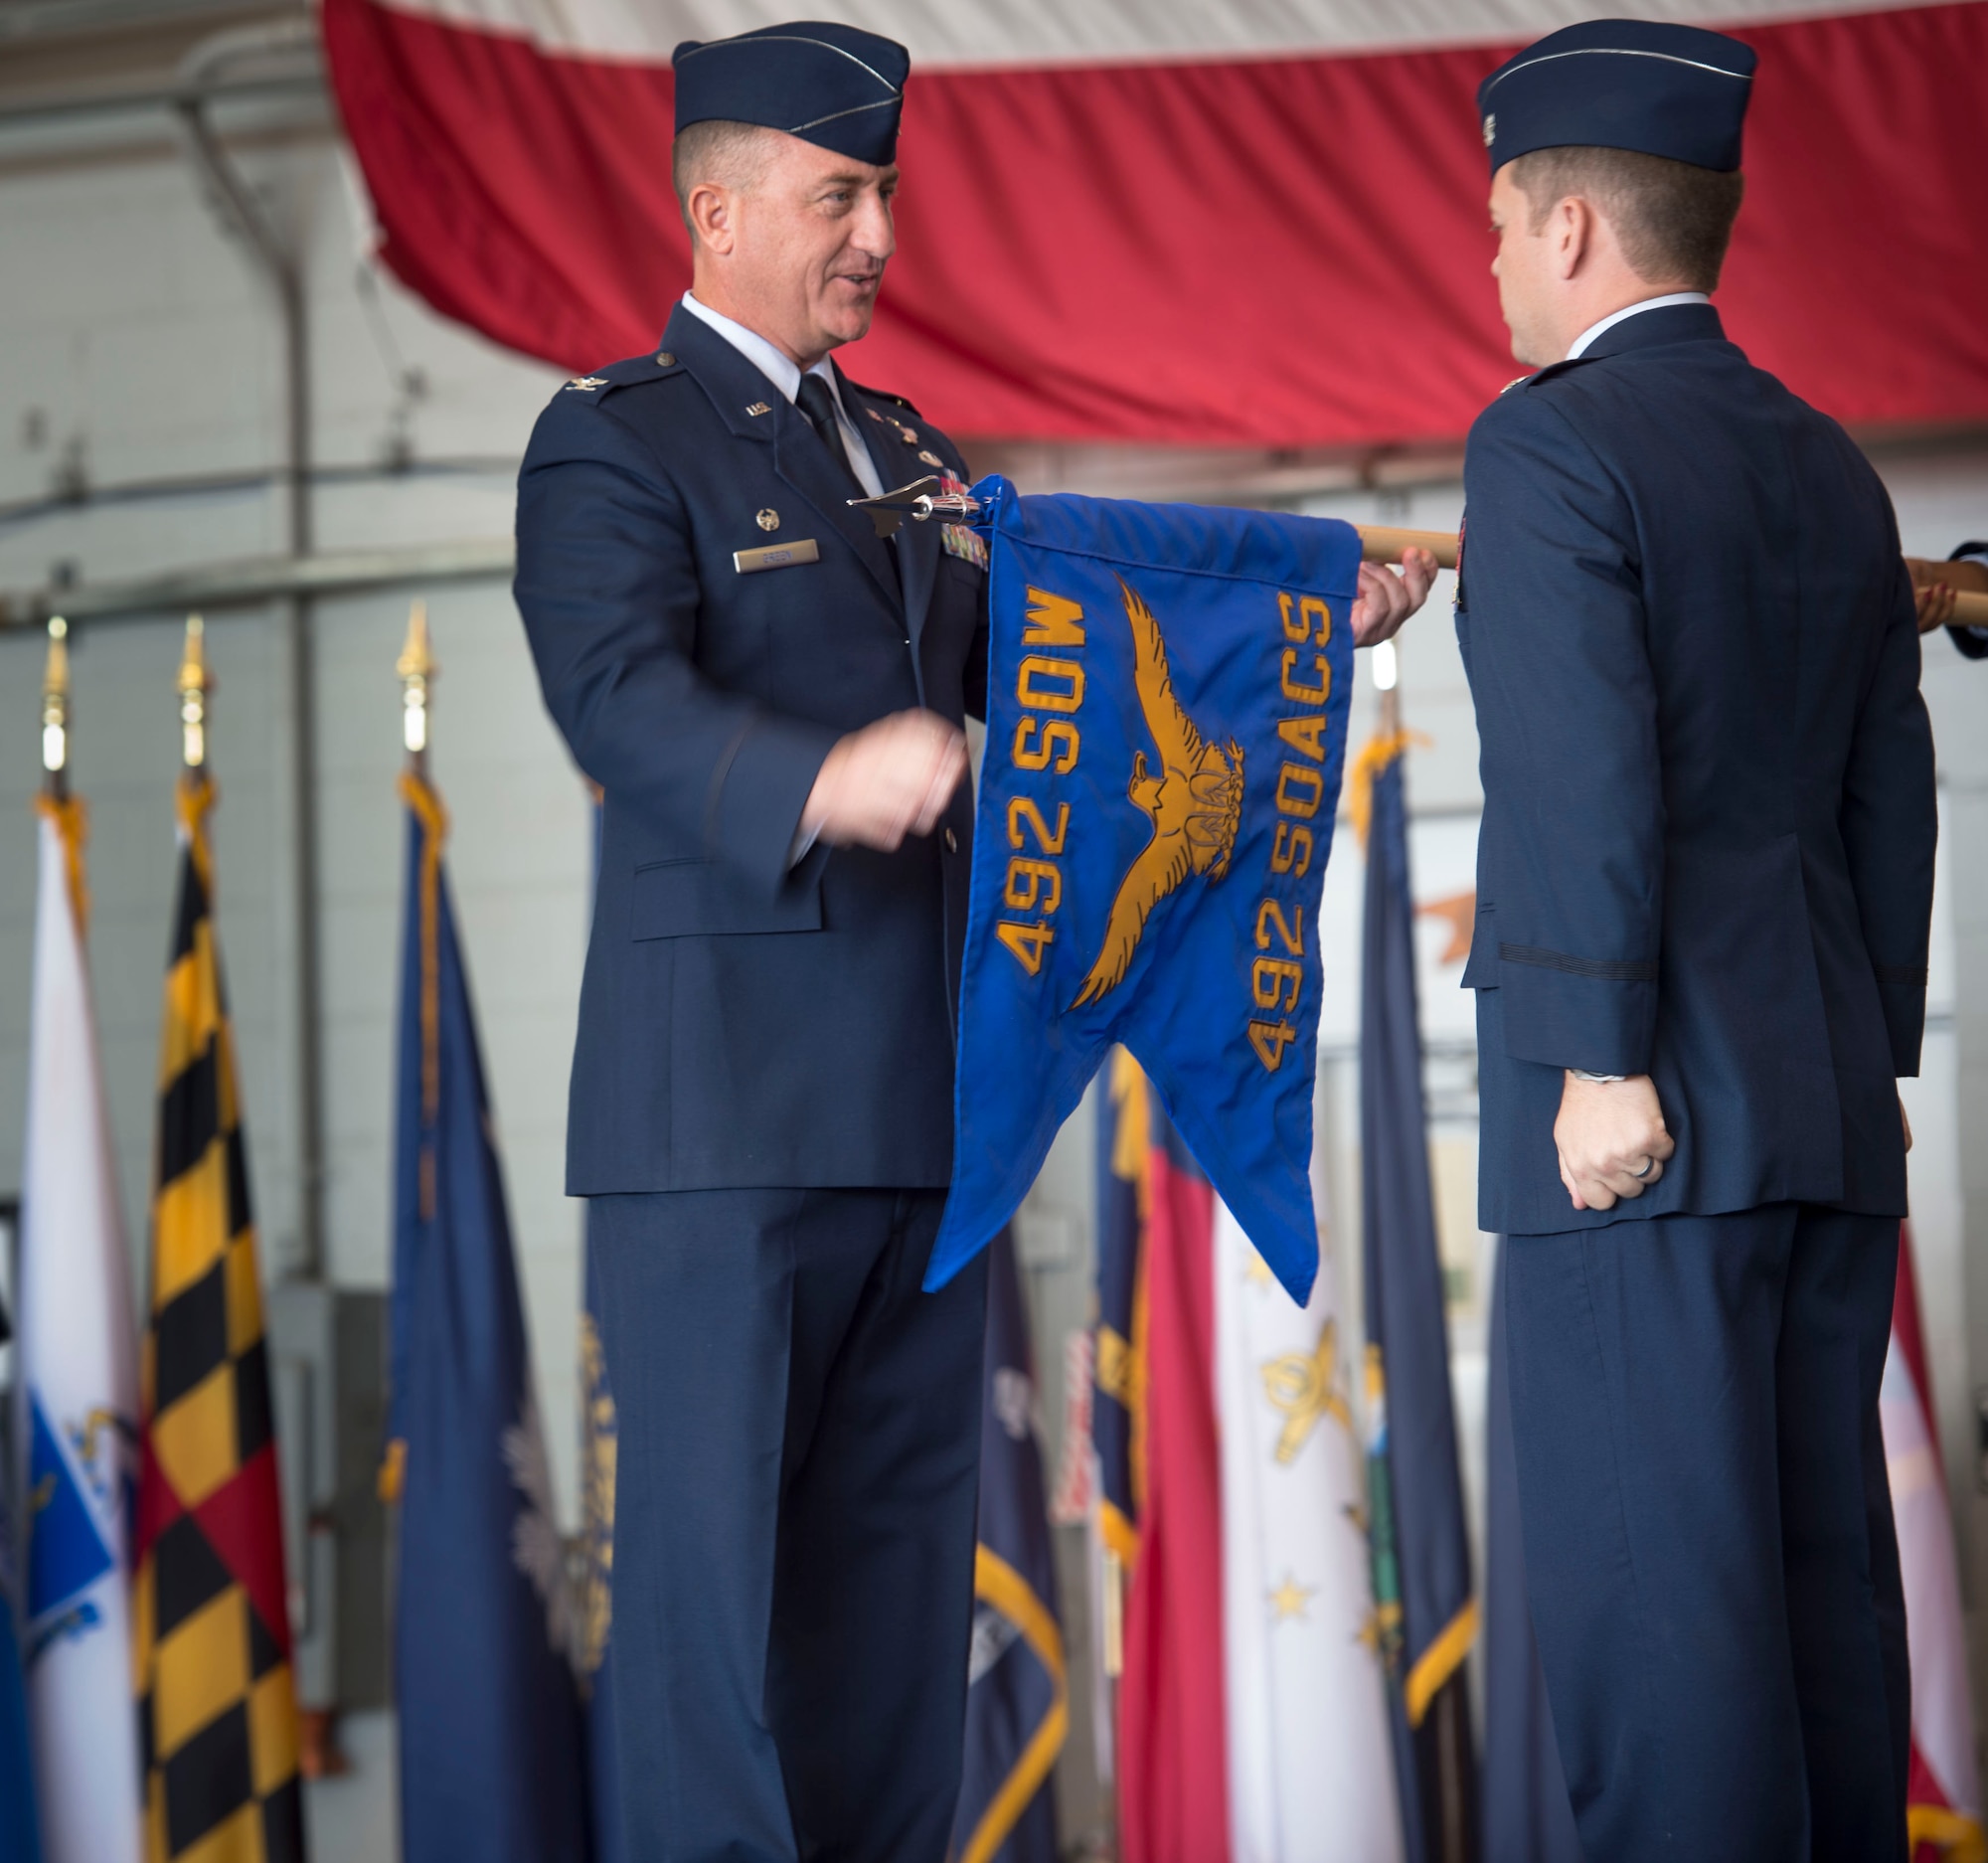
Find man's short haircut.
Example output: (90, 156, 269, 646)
(671, 118, 777, 237)
(1508, 145, 1744, 292)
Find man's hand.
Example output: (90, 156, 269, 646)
(1555, 1072, 1676, 1212)
(1905, 555, 1988, 634)
(1351, 547, 1440, 648)
(802, 709, 967, 852)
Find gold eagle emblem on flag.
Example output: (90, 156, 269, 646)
(1073, 579, 1244, 1008)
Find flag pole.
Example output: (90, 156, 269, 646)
(848, 481, 1988, 622)
(1374, 637, 1403, 737)
(41, 615, 71, 802)
(398, 597, 435, 777)
(177, 614, 210, 772)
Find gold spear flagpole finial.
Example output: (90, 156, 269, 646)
(397, 598, 435, 763)
(42, 615, 71, 791)
(178, 614, 211, 769)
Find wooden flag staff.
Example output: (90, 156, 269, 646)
(850, 482, 1988, 628)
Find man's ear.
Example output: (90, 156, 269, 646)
(1551, 195, 1591, 282)
(687, 181, 737, 256)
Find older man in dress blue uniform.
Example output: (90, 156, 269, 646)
(512, 26, 988, 1860)
(516, 21, 1426, 1858)
(1457, 22, 1935, 1862)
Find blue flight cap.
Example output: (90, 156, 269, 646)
(672, 21, 910, 168)
(1478, 18, 1755, 174)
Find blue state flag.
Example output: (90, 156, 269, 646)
(929, 478, 1361, 1304)
(386, 771, 587, 1863)
(0, 1295, 44, 1863)
(1357, 736, 1479, 1863)
(951, 1228, 1065, 1863)
(575, 1239, 621, 1863)
(576, 800, 623, 1863)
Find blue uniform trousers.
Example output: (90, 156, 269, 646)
(1504, 1205, 1908, 1862)
(589, 1188, 988, 1863)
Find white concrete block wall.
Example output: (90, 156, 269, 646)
(1, 106, 1985, 1859)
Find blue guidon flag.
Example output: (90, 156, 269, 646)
(925, 477, 1360, 1304)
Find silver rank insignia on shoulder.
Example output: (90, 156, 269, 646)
(746, 401, 771, 417)
(566, 376, 609, 392)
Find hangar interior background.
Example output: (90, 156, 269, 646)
(0, 1, 1984, 1852)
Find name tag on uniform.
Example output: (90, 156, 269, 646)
(734, 539, 820, 575)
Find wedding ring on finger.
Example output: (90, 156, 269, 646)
(1629, 1157, 1654, 1179)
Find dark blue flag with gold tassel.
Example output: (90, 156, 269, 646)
(927, 478, 1361, 1304)
(1355, 726, 1480, 1863)
(384, 753, 587, 1863)
(576, 795, 623, 1863)
(950, 1227, 1065, 1863)
(575, 1241, 621, 1863)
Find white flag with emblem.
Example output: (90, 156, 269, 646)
(17, 806, 143, 1863)
(1214, 1196, 1402, 1862)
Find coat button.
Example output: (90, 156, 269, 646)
(944, 828, 958, 853)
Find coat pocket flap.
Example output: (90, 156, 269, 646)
(632, 859, 823, 938)
(1460, 899, 1498, 988)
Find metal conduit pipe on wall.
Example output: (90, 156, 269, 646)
(173, 16, 328, 1283)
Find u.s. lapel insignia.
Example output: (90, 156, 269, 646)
(936, 469, 988, 570)
(746, 401, 772, 417)
(565, 376, 609, 392)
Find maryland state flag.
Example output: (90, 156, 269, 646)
(133, 766, 304, 1863)
(929, 479, 1361, 1304)
(950, 1229, 1066, 1863)
(1093, 1048, 1150, 1583)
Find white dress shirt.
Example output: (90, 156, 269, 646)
(681, 292, 885, 498)
(1565, 290, 1712, 362)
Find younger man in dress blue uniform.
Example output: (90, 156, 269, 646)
(1458, 22, 1935, 1861)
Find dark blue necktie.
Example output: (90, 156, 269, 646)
(795, 373, 865, 500)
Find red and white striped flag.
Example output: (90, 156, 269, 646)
(1118, 1116, 1401, 1862)
(323, 0, 1988, 448)
(1887, 1227, 1984, 1863)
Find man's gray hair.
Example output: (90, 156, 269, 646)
(671, 119, 778, 239)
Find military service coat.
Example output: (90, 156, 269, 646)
(1457, 302, 1936, 1236)
(516, 302, 988, 1193)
